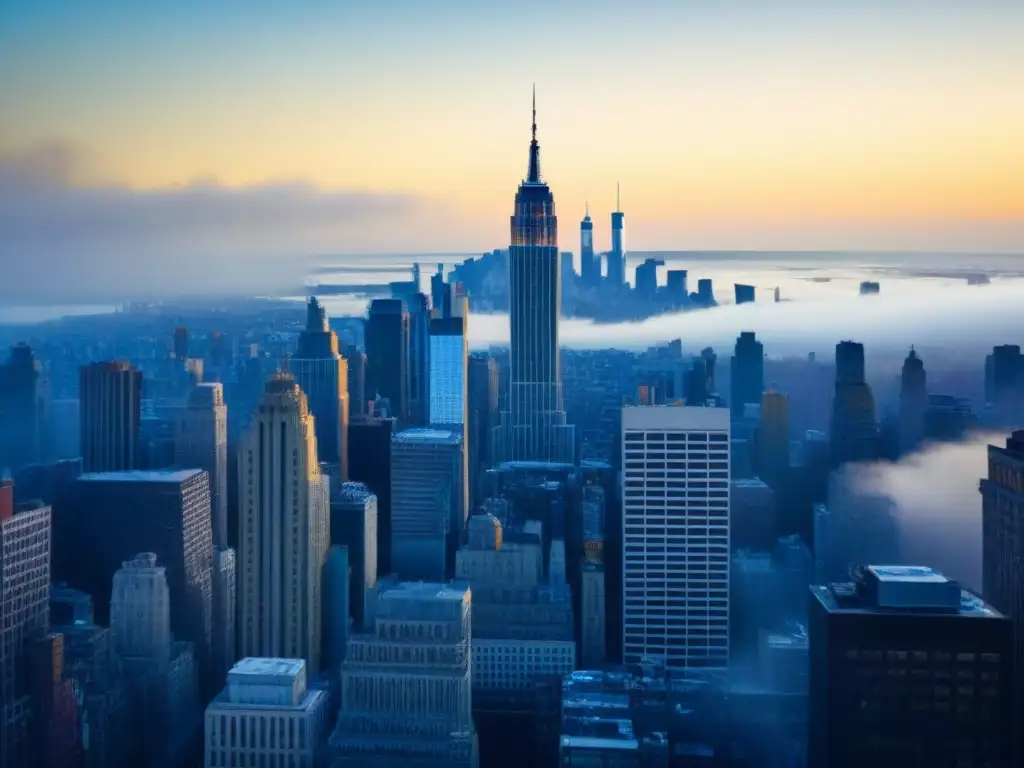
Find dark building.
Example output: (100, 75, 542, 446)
(292, 296, 349, 476)
(431, 264, 452, 318)
(924, 394, 977, 441)
(579, 205, 598, 286)
(734, 283, 755, 305)
(348, 416, 395, 575)
(468, 354, 500, 506)
(493, 88, 575, 465)
(330, 482, 377, 628)
(666, 269, 688, 304)
(344, 345, 367, 419)
(697, 278, 715, 305)
(173, 326, 189, 362)
(899, 348, 928, 455)
(53, 469, 214, 691)
(405, 292, 432, 426)
(758, 390, 790, 489)
(608, 185, 626, 287)
(859, 281, 881, 295)
(990, 345, 1024, 412)
(635, 258, 663, 300)
(79, 361, 142, 473)
(0, 343, 47, 471)
(809, 565, 1012, 767)
(730, 331, 764, 419)
(830, 341, 879, 467)
(365, 298, 410, 425)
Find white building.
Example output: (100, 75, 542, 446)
(204, 657, 330, 768)
(238, 374, 330, 675)
(621, 405, 730, 671)
(175, 382, 229, 547)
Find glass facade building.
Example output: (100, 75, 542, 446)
(429, 315, 468, 428)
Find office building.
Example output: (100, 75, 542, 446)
(291, 296, 350, 478)
(830, 340, 880, 466)
(730, 332, 764, 419)
(323, 545, 350, 674)
(327, 581, 478, 768)
(238, 374, 330, 675)
(899, 348, 928, 455)
(0, 343, 46, 471)
(493, 90, 576, 465)
(348, 416, 395, 575)
(757, 389, 790, 489)
(467, 354, 499, 505)
(809, 566, 1012, 766)
(730, 477, 777, 552)
(211, 547, 237, 688)
(79, 361, 143, 472)
(391, 428, 466, 581)
(608, 184, 626, 286)
(366, 298, 410, 424)
(734, 283, 756, 304)
(0, 497, 51, 766)
(428, 313, 468, 428)
(579, 204, 598, 286)
(331, 482, 377, 628)
(204, 658, 331, 768)
(54, 469, 214, 685)
(666, 269, 688, 304)
(405, 291, 431, 426)
(176, 382, 229, 547)
(635, 257, 663, 300)
(621, 405, 730, 670)
(345, 345, 367, 419)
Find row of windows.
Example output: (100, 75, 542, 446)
(625, 432, 729, 443)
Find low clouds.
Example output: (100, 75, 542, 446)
(0, 141, 443, 302)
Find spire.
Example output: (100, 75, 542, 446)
(526, 84, 541, 183)
(585, 200, 590, 219)
(616, 181, 621, 212)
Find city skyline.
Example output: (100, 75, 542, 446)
(2, 1, 1023, 268)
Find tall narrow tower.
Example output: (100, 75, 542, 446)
(608, 183, 626, 286)
(579, 203, 598, 286)
(237, 374, 330, 674)
(494, 87, 575, 465)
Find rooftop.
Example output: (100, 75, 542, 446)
(230, 658, 305, 680)
(380, 581, 469, 603)
(78, 469, 204, 484)
(393, 428, 460, 444)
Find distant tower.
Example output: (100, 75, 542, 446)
(0, 343, 45, 470)
(493, 86, 575, 465)
(730, 332, 765, 419)
(237, 374, 330, 674)
(291, 296, 350, 479)
(898, 348, 927, 455)
(580, 203, 598, 285)
(608, 183, 626, 286)
(365, 298, 410, 425)
(175, 382, 229, 547)
(830, 341, 879, 467)
(173, 327, 189, 363)
(79, 361, 142, 473)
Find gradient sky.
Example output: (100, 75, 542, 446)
(2, 0, 1024, 256)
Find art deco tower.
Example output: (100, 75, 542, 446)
(495, 87, 575, 465)
(237, 373, 330, 675)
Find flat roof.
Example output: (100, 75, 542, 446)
(561, 736, 639, 752)
(393, 428, 460, 444)
(380, 581, 469, 602)
(78, 469, 203, 484)
(867, 565, 947, 583)
(622, 405, 730, 431)
(230, 658, 305, 679)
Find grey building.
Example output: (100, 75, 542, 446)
(175, 382, 229, 547)
(391, 429, 466, 581)
(211, 547, 236, 688)
(327, 581, 478, 768)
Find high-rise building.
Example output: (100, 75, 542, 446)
(429, 313, 468, 429)
(494, 89, 576, 465)
(211, 547, 236, 689)
(830, 341, 880, 467)
(579, 204, 598, 286)
(734, 284, 756, 304)
(326, 581, 478, 768)
(0, 497, 51, 766)
(323, 546, 350, 674)
(205, 658, 330, 768)
(468, 354, 499, 505)
(348, 416, 395, 575)
(406, 292, 432, 427)
(809, 566, 1012, 766)
(173, 327, 190, 362)
(175, 382, 229, 547)
(331, 482, 378, 628)
(292, 296, 350, 479)
(391, 428, 466, 581)
(344, 345, 367, 419)
(608, 183, 626, 286)
(899, 348, 928, 455)
(757, 389, 790, 488)
(365, 298, 410, 424)
(0, 343, 46, 470)
(621, 405, 730, 671)
(53, 469, 214, 685)
(989, 344, 1024, 413)
(79, 361, 143, 473)
(237, 374, 330, 675)
(730, 332, 764, 419)
(634, 258, 663, 300)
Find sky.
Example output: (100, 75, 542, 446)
(2, 1, 1023, 299)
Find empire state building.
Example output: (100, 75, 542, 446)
(493, 88, 576, 465)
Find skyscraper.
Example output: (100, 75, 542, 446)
(494, 88, 575, 465)
(621, 405, 730, 671)
(348, 415, 395, 575)
(406, 292, 432, 426)
(468, 354, 499, 505)
(0, 497, 51, 766)
(429, 313, 468, 429)
(237, 374, 330, 675)
(579, 204, 598, 286)
(0, 343, 46, 470)
(730, 331, 764, 419)
(757, 389, 790, 489)
(608, 184, 626, 286)
(365, 298, 410, 424)
(344, 345, 367, 419)
(175, 382, 229, 547)
(331, 482, 378, 629)
(830, 341, 879, 467)
(291, 296, 350, 478)
(809, 566, 1012, 766)
(391, 428, 466, 581)
(898, 347, 928, 455)
(211, 547, 236, 689)
(80, 361, 142, 473)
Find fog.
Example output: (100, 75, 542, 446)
(457, 282, 1024, 355)
(845, 432, 1005, 592)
